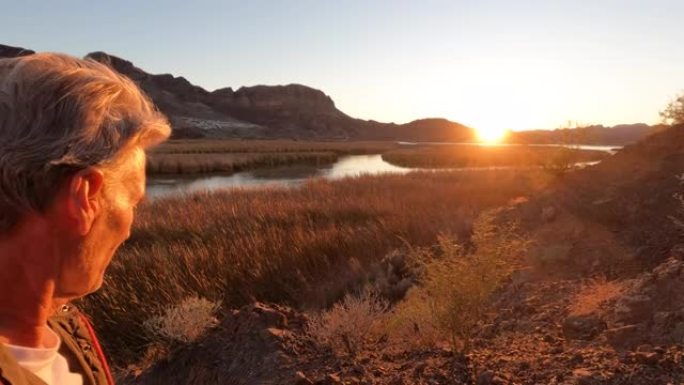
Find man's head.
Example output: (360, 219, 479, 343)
(0, 53, 170, 298)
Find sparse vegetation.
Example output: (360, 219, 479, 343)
(381, 144, 607, 169)
(392, 212, 528, 353)
(144, 296, 220, 343)
(569, 277, 624, 316)
(306, 290, 389, 356)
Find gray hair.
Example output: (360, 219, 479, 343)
(0, 53, 171, 233)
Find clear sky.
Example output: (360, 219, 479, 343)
(2, 0, 684, 131)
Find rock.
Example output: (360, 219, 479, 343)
(250, 302, 289, 327)
(480, 323, 497, 338)
(294, 371, 314, 385)
(325, 373, 342, 384)
(670, 244, 684, 260)
(612, 294, 653, 325)
(605, 324, 646, 350)
(634, 351, 659, 365)
(0, 44, 35, 58)
(477, 370, 495, 385)
(542, 333, 556, 343)
(562, 313, 606, 340)
(569, 353, 584, 365)
(652, 257, 683, 279)
(413, 362, 427, 376)
(477, 370, 506, 385)
(571, 368, 595, 385)
(541, 206, 557, 222)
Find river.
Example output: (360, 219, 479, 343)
(147, 143, 618, 200)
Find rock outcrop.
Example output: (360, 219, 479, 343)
(0, 44, 34, 58)
(604, 254, 684, 349)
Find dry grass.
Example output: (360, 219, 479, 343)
(146, 152, 337, 174)
(152, 139, 400, 155)
(569, 277, 624, 316)
(79, 169, 546, 366)
(382, 144, 608, 169)
(145, 140, 401, 175)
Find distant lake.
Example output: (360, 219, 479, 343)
(398, 142, 621, 154)
(146, 144, 619, 200)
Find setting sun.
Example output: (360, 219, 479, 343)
(476, 126, 508, 144)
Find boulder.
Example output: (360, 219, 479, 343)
(562, 313, 606, 340)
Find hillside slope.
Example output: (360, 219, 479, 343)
(511, 124, 684, 274)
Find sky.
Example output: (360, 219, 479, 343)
(2, 0, 684, 132)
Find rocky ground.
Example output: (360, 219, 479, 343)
(120, 252, 684, 385)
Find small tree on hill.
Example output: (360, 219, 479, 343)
(660, 92, 684, 125)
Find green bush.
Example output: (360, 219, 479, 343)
(394, 211, 528, 352)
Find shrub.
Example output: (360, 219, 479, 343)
(395, 211, 528, 352)
(143, 296, 220, 343)
(660, 92, 684, 125)
(569, 276, 624, 316)
(306, 290, 389, 356)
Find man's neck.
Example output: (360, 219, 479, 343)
(0, 223, 61, 348)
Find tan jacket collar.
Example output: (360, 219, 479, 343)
(0, 342, 46, 385)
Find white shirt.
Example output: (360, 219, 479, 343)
(3, 326, 83, 385)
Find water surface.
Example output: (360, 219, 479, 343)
(147, 155, 412, 199)
(147, 144, 620, 199)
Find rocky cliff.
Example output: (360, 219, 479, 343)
(83, 50, 474, 141)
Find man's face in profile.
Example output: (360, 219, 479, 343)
(56, 147, 146, 298)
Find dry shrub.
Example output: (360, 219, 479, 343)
(144, 296, 220, 343)
(306, 290, 389, 356)
(393, 212, 528, 352)
(386, 288, 442, 349)
(569, 277, 624, 316)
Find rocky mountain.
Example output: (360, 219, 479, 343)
(83, 50, 475, 141)
(0, 44, 660, 144)
(0, 44, 34, 58)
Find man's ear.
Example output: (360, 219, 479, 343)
(66, 168, 105, 236)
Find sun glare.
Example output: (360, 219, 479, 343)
(476, 126, 508, 144)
